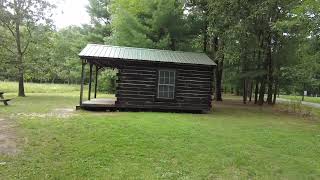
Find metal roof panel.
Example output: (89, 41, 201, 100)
(79, 44, 216, 66)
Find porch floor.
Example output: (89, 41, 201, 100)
(78, 98, 117, 111)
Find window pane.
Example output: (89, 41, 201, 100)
(169, 86, 174, 98)
(160, 91, 165, 98)
(159, 77, 164, 84)
(169, 91, 174, 99)
(169, 74, 175, 84)
(159, 85, 163, 97)
(165, 86, 169, 98)
(159, 71, 164, 84)
(169, 71, 174, 78)
(165, 71, 169, 79)
(168, 86, 174, 92)
(164, 76, 168, 84)
(160, 71, 165, 78)
(158, 70, 175, 99)
(159, 85, 164, 92)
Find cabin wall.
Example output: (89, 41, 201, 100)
(115, 63, 214, 112)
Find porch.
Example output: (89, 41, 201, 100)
(78, 98, 117, 111)
(77, 56, 119, 111)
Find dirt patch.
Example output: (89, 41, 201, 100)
(213, 99, 269, 110)
(52, 108, 75, 118)
(13, 108, 76, 119)
(213, 99, 320, 121)
(0, 118, 19, 155)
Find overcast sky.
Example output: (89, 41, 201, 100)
(53, 0, 91, 29)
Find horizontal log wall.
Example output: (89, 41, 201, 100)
(115, 63, 214, 112)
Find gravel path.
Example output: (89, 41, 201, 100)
(278, 98, 320, 108)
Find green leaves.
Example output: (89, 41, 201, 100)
(87, 0, 112, 43)
(110, 0, 193, 51)
(111, 7, 153, 48)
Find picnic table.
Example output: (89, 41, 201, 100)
(0, 92, 11, 105)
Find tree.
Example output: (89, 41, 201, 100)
(111, 0, 193, 51)
(50, 26, 88, 84)
(0, 0, 54, 96)
(86, 0, 112, 43)
(202, 0, 305, 105)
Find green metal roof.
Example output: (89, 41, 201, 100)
(79, 44, 216, 66)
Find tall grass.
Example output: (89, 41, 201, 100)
(0, 81, 79, 93)
(0, 81, 115, 99)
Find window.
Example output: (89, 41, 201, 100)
(158, 70, 176, 99)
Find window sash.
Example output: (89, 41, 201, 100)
(158, 70, 175, 99)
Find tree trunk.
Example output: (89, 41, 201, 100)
(213, 37, 223, 101)
(258, 32, 272, 106)
(254, 81, 259, 104)
(203, 22, 208, 52)
(302, 83, 306, 101)
(51, 77, 56, 84)
(258, 80, 266, 105)
(272, 78, 279, 104)
(259, 50, 268, 106)
(241, 41, 248, 104)
(215, 68, 223, 101)
(170, 38, 176, 51)
(15, 19, 25, 97)
(236, 88, 240, 96)
(203, 10, 209, 53)
(249, 80, 253, 102)
(267, 82, 274, 104)
(18, 63, 25, 97)
(243, 79, 247, 104)
(255, 31, 265, 105)
(266, 42, 273, 104)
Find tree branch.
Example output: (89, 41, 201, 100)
(0, 45, 15, 54)
(22, 24, 32, 55)
(0, 18, 16, 38)
(0, 33, 14, 41)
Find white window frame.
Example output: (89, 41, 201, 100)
(157, 69, 176, 99)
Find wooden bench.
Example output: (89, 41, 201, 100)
(0, 99, 11, 105)
(0, 92, 12, 105)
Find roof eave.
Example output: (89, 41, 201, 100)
(80, 55, 216, 66)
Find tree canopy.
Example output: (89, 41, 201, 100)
(0, 0, 319, 102)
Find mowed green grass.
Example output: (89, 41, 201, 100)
(281, 95, 320, 104)
(0, 82, 320, 179)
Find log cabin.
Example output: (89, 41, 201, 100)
(77, 44, 216, 113)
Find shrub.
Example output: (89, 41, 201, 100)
(97, 69, 118, 94)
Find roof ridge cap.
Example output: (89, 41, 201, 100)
(87, 44, 206, 55)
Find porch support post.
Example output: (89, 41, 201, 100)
(80, 60, 86, 106)
(88, 63, 93, 100)
(94, 65, 99, 99)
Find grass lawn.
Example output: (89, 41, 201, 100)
(280, 95, 320, 104)
(0, 82, 320, 179)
